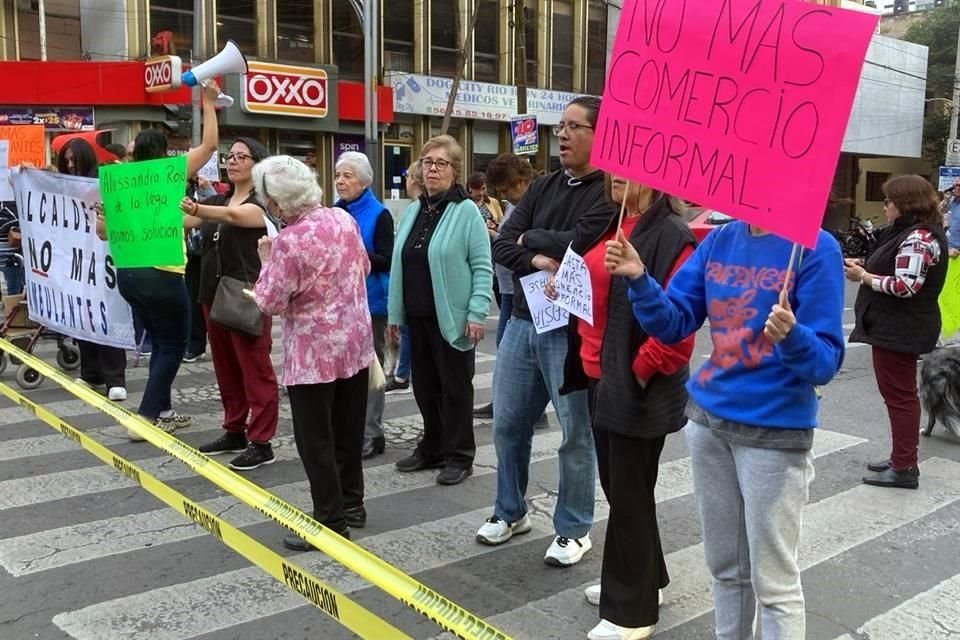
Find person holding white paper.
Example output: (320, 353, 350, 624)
(605, 212, 845, 640)
(557, 177, 694, 640)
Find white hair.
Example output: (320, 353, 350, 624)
(335, 151, 374, 187)
(252, 155, 323, 215)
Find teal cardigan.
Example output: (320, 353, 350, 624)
(388, 198, 493, 351)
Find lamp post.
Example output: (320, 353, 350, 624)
(350, 0, 381, 197)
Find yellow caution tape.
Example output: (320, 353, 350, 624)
(0, 379, 411, 639)
(0, 339, 512, 640)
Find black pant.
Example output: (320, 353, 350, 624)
(184, 254, 207, 355)
(407, 315, 476, 469)
(287, 369, 369, 533)
(77, 340, 127, 389)
(588, 380, 669, 628)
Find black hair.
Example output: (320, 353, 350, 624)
(467, 172, 487, 189)
(57, 139, 99, 178)
(105, 143, 128, 161)
(567, 95, 602, 128)
(133, 128, 168, 162)
(223, 137, 271, 197)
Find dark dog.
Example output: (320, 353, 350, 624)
(919, 347, 960, 438)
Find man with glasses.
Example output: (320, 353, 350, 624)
(476, 96, 613, 567)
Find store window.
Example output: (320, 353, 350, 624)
(279, 131, 318, 166)
(217, 0, 256, 54)
(333, 0, 363, 78)
(551, 0, 574, 91)
(524, 0, 538, 86)
(865, 172, 891, 202)
(431, 2, 459, 77)
(473, 123, 501, 174)
(150, 0, 192, 56)
(277, 1, 314, 63)
(383, 0, 414, 73)
(586, 0, 608, 95)
(474, 0, 500, 83)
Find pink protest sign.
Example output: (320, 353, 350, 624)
(591, 0, 878, 248)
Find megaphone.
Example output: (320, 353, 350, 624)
(181, 40, 248, 87)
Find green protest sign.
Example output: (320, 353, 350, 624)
(99, 155, 187, 268)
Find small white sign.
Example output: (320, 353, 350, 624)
(948, 139, 960, 167)
(520, 270, 569, 334)
(197, 152, 220, 182)
(390, 188, 400, 200)
(0, 140, 11, 201)
(553, 246, 594, 325)
(263, 215, 278, 239)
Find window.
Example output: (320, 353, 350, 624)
(431, 1, 459, 76)
(277, 0, 314, 63)
(865, 172, 890, 202)
(383, 0, 414, 72)
(473, 122, 501, 174)
(551, 0, 573, 91)
(586, 0, 608, 95)
(524, 1, 538, 86)
(333, 0, 363, 78)
(150, 0, 192, 55)
(217, 0, 256, 54)
(474, 0, 499, 83)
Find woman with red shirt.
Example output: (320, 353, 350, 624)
(559, 176, 695, 640)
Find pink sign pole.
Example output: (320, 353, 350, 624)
(590, 0, 878, 249)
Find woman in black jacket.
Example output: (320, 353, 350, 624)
(845, 175, 948, 490)
(557, 176, 695, 640)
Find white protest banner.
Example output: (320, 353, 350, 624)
(553, 246, 593, 326)
(11, 168, 136, 349)
(519, 270, 569, 334)
(197, 152, 220, 182)
(263, 214, 278, 239)
(0, 140, 11, 201)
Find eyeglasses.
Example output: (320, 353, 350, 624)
(421, 158, 452, 171)
(225, 152, 253, 163)
(884, 198, 893, 206)
(552, 122, 594, 136)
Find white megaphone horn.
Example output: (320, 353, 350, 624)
(181, 40, 248, 88)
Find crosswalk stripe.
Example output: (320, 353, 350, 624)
(49, 429, 865, 640)
(0, 431, 565, 576)
(831, 572, 960, 640)
(479, 457, 960, 640)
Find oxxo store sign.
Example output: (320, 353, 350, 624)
(242, 62, 328, 118)
(144, 56, 183, 93)
(220, 62, 339, 132)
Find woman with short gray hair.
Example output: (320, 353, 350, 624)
(335, 151, 395, 461)
(251, 155, 375, 549)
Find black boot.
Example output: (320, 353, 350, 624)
(862, 466, 919, 489)
(473, 402, 493, 419)
(362, 436, 385, 460)
(344, 504, 367, 528)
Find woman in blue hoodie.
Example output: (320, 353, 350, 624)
(605, 219, 844, 640)
(335, 152, 394, 461)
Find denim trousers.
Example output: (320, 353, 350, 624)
(396, 325, 411, 380)
(685, 420, 814, 640)
(492, 318, 594, 539)
(495, 293, 514, 348)
(117, 268, 190, 420)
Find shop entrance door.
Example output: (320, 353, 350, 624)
(383, 144, 413, 199)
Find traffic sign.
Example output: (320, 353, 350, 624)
(947, 138, 960, 166)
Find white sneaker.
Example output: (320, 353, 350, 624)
(585, 585, 663, 607)
(108, 387, 127, 401)
(587, 619, 656, 640)
(475, 514, 532, 546)
(544, 534, 592, 567)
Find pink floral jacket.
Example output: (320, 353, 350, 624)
(254, 205, 374, 386)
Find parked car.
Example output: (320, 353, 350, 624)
(687, 208, 735, 243)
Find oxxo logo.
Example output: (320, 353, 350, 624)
(144, 56, 182, 93)
(242, 62, 328, 118)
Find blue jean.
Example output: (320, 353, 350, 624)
(133, 311, 153, 354)
(492, 318, 595, 538)
(117, 269, 190, 420)
(396, 325, 411, 380)
(495, 293, 514, 348)
(1, 261, 24, 295)
(685, 420, 813, 640)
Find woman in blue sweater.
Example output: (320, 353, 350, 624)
(388, 135, 493, 486)
(605, 220, 845, 640)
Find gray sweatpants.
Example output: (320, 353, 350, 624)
(685, 420, 814, 640)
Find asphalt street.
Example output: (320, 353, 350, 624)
(1, 280, 959, 640)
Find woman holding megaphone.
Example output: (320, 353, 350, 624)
(100, 81, 221, 439)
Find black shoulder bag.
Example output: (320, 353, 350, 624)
(209, 224, 265, 337)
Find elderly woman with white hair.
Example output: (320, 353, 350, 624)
(251, 155, 375, 550)
(335, 151, 394, 461)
